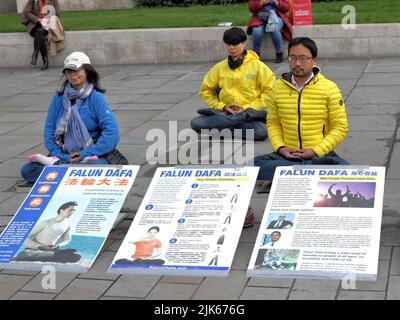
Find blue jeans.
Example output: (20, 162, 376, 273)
(252, 16, 284, 55)
(253, 151, 350, 181)
(21, 158, 109, 183)
(191, 114, 267, 141)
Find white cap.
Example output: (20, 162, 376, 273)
(63, 51, 91, 72)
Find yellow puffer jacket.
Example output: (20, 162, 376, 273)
(268, 67, 348, 157)
(199, 50, 275, 111)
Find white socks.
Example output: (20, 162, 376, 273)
(28, 154, 59, 166)
(28, 154, 99, 165)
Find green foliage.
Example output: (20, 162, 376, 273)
(137, 0, 247, 7)
(0, 0, 399, 33)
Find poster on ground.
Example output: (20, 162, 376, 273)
(109, 166, 259, 276)
(0, 165, 139, 272)
(247, 166, 385, 281)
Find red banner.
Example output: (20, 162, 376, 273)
(291, 0, 313, 25)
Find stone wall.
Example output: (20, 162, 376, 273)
(0, 0, 17, 14)
(0, 24, 399, 68)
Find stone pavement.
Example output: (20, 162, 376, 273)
(0, 57, 399, 300)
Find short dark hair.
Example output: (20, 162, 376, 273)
(57, 201, 77, 214)
(271, 231, 281, 237)
(288, 37, 318, 57)
(223, 27, 247, 45)
(148, 226, 160, 233)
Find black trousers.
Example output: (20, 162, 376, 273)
(30, 23, 49, 58)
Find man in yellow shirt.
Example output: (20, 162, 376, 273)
(191, 27, 275, 141)
(254, 37, 349, 180)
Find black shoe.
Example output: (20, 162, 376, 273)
(244, 107, 267, 121)
(31, 52, 39, 65)
(275, 52, 283, 63)
(197, 108, 222, 116)
(41, 56, 49, 70)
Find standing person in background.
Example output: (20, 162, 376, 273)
(247, 0, 293, 63)
(21, 0, 60, 70)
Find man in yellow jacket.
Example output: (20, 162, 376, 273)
(191, 27, 275, 141)
(254, 37, 349, 180)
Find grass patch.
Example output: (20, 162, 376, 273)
(0, 0, 399, 33)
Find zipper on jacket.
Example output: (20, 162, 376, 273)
(322, 124, 326, 137)
(297, 93, 302, 149)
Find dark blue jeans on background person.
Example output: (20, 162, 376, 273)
(252, 16, 284, 55)
(191, 114, 267, 141)
(253, 151, 350, 180)
(21, 158, 109, 184)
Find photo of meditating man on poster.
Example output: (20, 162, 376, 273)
(115, 226, 165, 265)
(13, 201, 81, 263)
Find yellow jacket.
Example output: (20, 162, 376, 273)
(267, 67, 348, 157)
(199, 50, 275, 111)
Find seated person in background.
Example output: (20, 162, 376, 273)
(253, 37, 349, 181)
(21, 51, 127, 184)
(191, 27, 275, 141)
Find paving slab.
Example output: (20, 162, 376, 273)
(135, 93, 193, 104)
(357, 72, 400, 86)
(0, 122, 30, 135)
(390, 247, 400, 276)
(78, 251, 120, 281)
(240, 287, 290, 300)
(160, 276, 203, 285)
(0, 274, 35, 299)
(346, 104, 400, 116)
(21, 272, 78, 294)
(152, 100, 201, 121)
(381, 226, 400, 246)
(337, 290, 386, 300)
(146, 283, 198, 300)
(247, 277, 294, 288)
(55, 279, 113, 300)
(387, 276, 400, 300)
(289, 279, 339, 300)
(0, 135, 42, 162)
(387, 143, 400, 179)
(379, 246, 392, 261)
(344, 260, 389, 291)
(104, 275, 161, 298)
(336, 132, 392, 166)
(347, 115, 397, 132)
(113, 103, 174, 111)
(10, 291, 56, 300)
(0, 158, 29, 178)
(0, 193, 28, 216)
(192, 271, 248, 300)
(347, 86, 400, 105)
(156, 80, 202, 94)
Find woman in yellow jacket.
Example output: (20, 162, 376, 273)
(254, 37, 349, 180)
(191, 27, 275, 141)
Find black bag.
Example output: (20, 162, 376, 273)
(104, 148, 129, 165)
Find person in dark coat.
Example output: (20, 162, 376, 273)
(21, 0, 60, 70)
